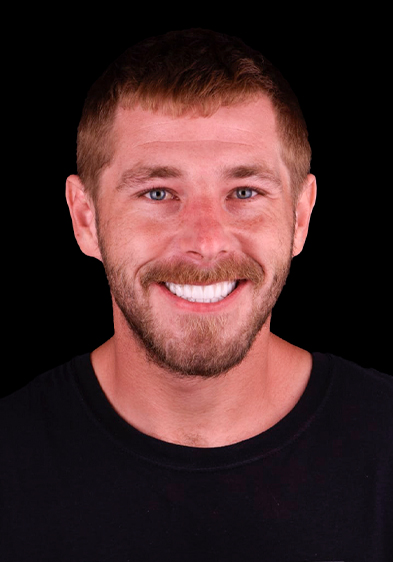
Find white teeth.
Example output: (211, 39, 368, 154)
(165, 281, 237, 303)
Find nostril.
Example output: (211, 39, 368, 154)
(186, 250, 205, 259)
(185, 249, 229, 261)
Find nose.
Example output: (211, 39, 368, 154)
(177, 199, 233, 261)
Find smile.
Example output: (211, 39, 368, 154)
(164, 281, 237, 303)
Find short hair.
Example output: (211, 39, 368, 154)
(76, 29, 311, 203)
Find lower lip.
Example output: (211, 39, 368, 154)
(155, 281, 248, 312)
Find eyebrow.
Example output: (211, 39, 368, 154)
(115, 163, 282, 191)
(116, 165, 183, 191)
(222, 164, 283, 189)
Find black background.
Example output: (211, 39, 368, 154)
(3, 10, 391, 397)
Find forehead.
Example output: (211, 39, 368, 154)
(112, 95, 277, 146)
(102, 96, 289, 188)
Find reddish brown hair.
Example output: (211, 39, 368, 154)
(77, 29, 311, 202)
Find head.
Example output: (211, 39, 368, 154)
(76, 28, 311, 205)
(67, 30, 316, 379)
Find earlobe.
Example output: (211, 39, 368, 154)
(65, 175, 102, 260)
(292, 174, 317, 257)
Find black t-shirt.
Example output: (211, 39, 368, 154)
(1, 352, 392, 561)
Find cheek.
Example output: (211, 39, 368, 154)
(104, 212, 173, 273)
(235, 207, 295, 259)
(99, 195, 295, 269)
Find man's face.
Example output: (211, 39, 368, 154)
(94, 97, 302, 377)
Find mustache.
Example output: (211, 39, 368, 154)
(140, 255, 264, 288)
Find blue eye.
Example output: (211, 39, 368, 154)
(145, 189, 168, 201)
(235, 188, 255, 199)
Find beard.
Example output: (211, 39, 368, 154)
(97, 230, 293, 379)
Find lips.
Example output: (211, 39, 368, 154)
(165, 281, 237, 303)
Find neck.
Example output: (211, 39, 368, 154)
(91, 318, 312, 448)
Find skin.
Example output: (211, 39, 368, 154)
(66, 95, 317, 447)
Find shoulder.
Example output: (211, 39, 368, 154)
(321, 352, 393, 397)
(0, 355, 91, 437)
(314, 352, 393, 447)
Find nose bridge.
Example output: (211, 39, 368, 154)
(178, 196, 231, 260)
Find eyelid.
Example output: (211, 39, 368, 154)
(137, 185, 267, 201)
(229, 186, 265, 199)
(139, 187, 177, 200)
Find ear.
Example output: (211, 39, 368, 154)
(65, 175, 102, 261)
(292, 174, 317, 257)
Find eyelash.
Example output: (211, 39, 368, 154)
(140, 187, 263, 201)
(142, 188, 173, 201)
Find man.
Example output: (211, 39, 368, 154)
(1, 29, 392, 561)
